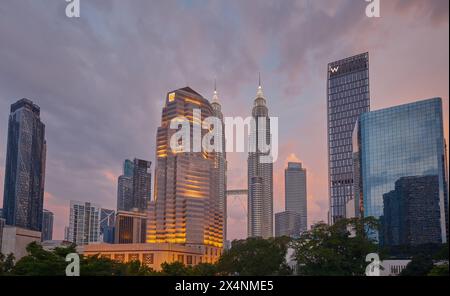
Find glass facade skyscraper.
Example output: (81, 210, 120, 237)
(327, 53, 370, 224)
(354, 98, 448, 243)
(3, 99, 47, 231)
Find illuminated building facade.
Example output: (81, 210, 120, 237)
(248, 80, 274, 238)
(147, 87, 224, 248)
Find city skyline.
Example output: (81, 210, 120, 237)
(0, 0, 449, 241)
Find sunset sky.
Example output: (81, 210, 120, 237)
(0, 0, 448, 240)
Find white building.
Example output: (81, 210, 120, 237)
(0, 226, 41, 260)
(67, 201, 101, 246)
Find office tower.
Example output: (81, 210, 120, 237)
(147, 87, 223, 248)
(248, 79, 274, 239)
(117, 160, 134, 211)
(210, 83, 227, 242)
(100, 208, 115, 244)
(381, 176, 442, 246)
(67, 201, 101, 246)
(0, 208, 3, 218)
(285, 162, 307, 232)
(275, 211, 302, 238)
(41, 209, 54, 241)
(115, 209, 147, 244)
(354, 98, 448, 243)
(2, 99, 47, 231)
(131, 159, 152, 211)
(327, 53, 370, 224)
(117, 159, 151, 212)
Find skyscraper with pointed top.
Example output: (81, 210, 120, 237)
(248, 76, 274, 238)
(210, 82, 228, 243)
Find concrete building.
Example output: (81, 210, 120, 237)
(115, 209, 146, 244)
(82, 243, 222, 271)
(248, 78, 274, 239)
(327, 53, 370, 224)
(1, 226, 41, 260)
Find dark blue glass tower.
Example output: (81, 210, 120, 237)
(3, 98, 46, 232)
(354, 98, 448, 243)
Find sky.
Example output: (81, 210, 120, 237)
(0, 0, 448, 241)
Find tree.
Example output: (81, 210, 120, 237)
(160, 262, 191, 276)
(191, 263, 218, 276)
(12, 242, 69, 276)
(292, 217, 381, 276)
(428, 263, 449, 276)
(0, 253, 15, 275)
(217, 237, 291, 276)
(400, 255, 434, 276)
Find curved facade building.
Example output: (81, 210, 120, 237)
(147, 87, 224, 248)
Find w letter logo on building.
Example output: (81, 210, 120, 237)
(329, 66, 339, 74)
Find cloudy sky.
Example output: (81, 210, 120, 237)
(0, 0, 448, 240)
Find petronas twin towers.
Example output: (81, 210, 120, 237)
(247, 82, 274, 239)
(148, 79, 273, 248)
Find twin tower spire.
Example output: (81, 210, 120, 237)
(211, 74, 265, 105)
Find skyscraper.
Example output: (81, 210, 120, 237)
(210, 83, 227, 243)
(285, 162, 307, 232)
(41, 209, 54, 241)
(353, 98, 448, 243)
(248, 78, 274, 238)
(117, 158, 151, 212)
(117, 159, 134, 211)
(67, 201, 101, 246)
(147, 87, 223, 248)
(275, 162, 308, 238)
(131, 159, 152, 212)
(327, 53, 370, 224)
(3, 98, 47, 231)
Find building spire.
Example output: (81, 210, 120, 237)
(256, 72, 265, 99)
(212, 78, 220, 105)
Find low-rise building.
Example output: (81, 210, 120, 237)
(0, 226, 41, 260)
(81, 243, 222, 271)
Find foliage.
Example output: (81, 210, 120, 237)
(0, 252, 15, 275)
(217, 236, 291, 276)
(292, 217, 382, 276)
(400, 254, 434, 276)
(428, 263, 449, 276)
